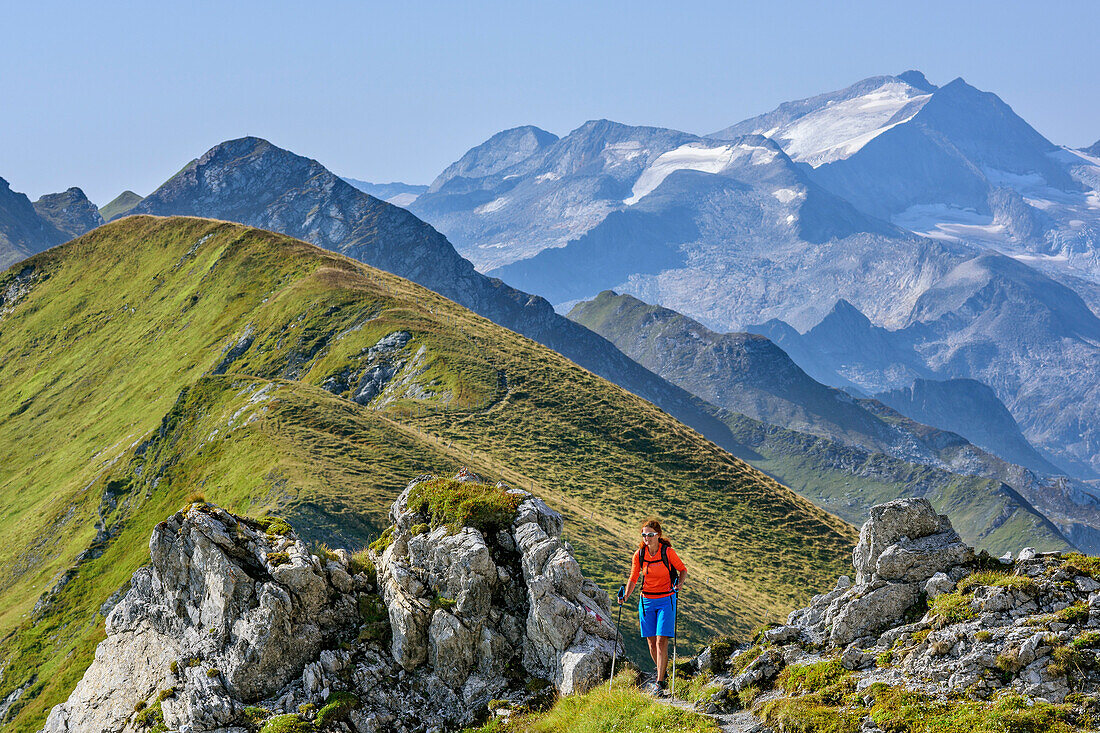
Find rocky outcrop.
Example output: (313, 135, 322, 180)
(42, 472, 617, 732)
(33, 188, 104, 240)
(695, 497, 1100, 713)
(789, 497, 973, 646)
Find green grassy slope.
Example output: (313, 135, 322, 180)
(571, 291, 1072, 555)
(0, 216, 857, 731)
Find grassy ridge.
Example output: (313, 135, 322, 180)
(0, 217, 856, 730)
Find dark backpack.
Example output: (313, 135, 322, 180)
(637, 540, 678, 593)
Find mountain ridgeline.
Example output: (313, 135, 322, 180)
(0, 217, 857, 731)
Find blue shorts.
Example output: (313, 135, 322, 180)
(639, 594, 676, 638)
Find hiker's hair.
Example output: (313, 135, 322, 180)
(639, 518, 670, 549)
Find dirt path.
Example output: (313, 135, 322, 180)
(658, 696, 771, 732)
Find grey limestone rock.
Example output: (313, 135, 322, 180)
(43, 472, 617, 732)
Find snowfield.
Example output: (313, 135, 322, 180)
(758, 81, 931, 167)
(624, 142, 777, 205)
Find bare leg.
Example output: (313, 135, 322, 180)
(646, 636, 659, 670)
(655, 636, 669, 681)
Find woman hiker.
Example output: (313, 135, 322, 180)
(618, 518, 688, 695)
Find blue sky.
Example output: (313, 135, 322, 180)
(2, 0, 1097, 205)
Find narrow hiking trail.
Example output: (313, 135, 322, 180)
(658, 695, 770, 733)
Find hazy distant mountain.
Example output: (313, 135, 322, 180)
(410, 121, 696, 270)
(0, 178, 68, 270)
(570, 289, 1100, 551)
(33, 187, 103, 239)
(749, 254, 1100, 479)
(341, 179, 427, 208)
(99, 190, 144, 221)
(1085, 139, 1100, 157)
(478, 127, 959, 331)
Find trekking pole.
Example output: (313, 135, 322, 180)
(670, 587, 678, 699)
(609, 584, 626, 692)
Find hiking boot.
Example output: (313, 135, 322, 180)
(647, 679, 668, 696)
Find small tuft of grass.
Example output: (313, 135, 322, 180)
(672, 670, 721, 704)
(266, 551, 290, 567)
(727, 645, 763, 676)
(1064, 553, 1100, 579)
(1055, 602, 1089, 625)
(243, 706, 271, 725)
(705, 637, 738, 674)
(957, 570, 1038, 596)
(777, 658, 848, 695)
(411, 522, 431, 536)
(737, 684, 761, 709)
(259, 713, 312, 733)
(133, 700, 164, 730)
(316, 691, 359, 727)
(430, 593, 458, 613)
(407, 477, 523, 534)
(930, 591, 976, 622)
(156, 687, 175, 702)
(369, 526, 395, 554)
(1071, 631, 1100, 650)
(311, 542, 340, 565)
(975, 630, 992, 642)
(184, 492, 206, 505)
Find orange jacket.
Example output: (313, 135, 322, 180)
(629, 543, 686, 599)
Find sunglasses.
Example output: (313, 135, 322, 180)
(641, 532, 658, 538)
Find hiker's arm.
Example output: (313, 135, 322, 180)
(622, 556, 641, 603)
(670, 549, 688, 592)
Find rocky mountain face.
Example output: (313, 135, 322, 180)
(690, 497, 1100, 728)
(875, 377, 1060, 476)
(98, 190, 144, 222)
(0, 178, 68, 270)
(32, 188, 103, 239)
(43, 473, 617, 733)
(751, 254, 1100, 480)
(340, 179, 427, 208)
(1085, 140, 1100, 158)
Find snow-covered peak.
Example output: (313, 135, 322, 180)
(710, 73, 935, 166)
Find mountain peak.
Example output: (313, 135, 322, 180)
(426, 125, 558, 193)
(896, 70, 936, 92)
(32, 187, 104, 239)
(1084, 139, 1100, 157)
